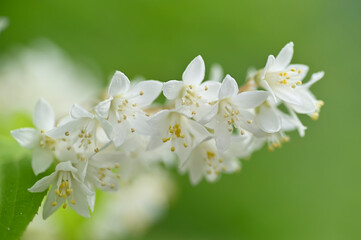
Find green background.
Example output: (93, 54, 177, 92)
(1, 0, 361, 239)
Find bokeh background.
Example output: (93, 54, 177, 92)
(1, 0, 361, 239)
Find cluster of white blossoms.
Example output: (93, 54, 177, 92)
(11, 42, 324, 219)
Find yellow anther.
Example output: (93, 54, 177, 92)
(298, 69, 302, 74)
(206, 170, 212, 175)
(80, 156, 86, 161)
(139, 91, 144, 95)
(55, 189, 61, 195)
(204, 86, 208, 91)
(66, 188, 73, 195)
(101, 182, 106, 186)
(291, 84, 296, 88)
(183, 142, 188, 148)
(196, 102, 200, 107)
(215, 170, 220, 175)
(81, 130, 85, 134)
(70, 200, 76, 205)
(131, 128, 135, 133)
(317, 100, 324, 107)
(78, 134, 83, 138)
(132, 103, 137, 107)
(110, 184, 115, 189)
(219, 159, 223, 163)
(192, 111, 196, 115)
(114, 163, 119, 168)
(116, 174, 121, 179)
(65, 131, 70, 136)
(222, 166, 227, 171)
(123, 115, 127, 120)
(52, 201, 57, 206)
(189, 85, 193, 89)
(145, 113, 150, 117)
(247, 120, 252, 124)
(88, 140, 92, 144)
(117, 119, 122, 123)
(180, 134, 185, 138)
(94, 148, 99, 153)
(63, 203, 67, 209)
(311, 112, 319, 120)
(170, 146, 175, 152)
(241, 130, 245, 135)
(207, 151, 215, 159)
(162, 137, 170, 143)
(41, 130, 45, 133)
(208, 101, 217, 105)
(268, 146, 274, 152)
(281, 136, 290, 143)
(290, 68, 296, 72)
(296, 81, 302, 85)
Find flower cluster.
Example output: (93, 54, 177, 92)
(11, 42, 324, 219)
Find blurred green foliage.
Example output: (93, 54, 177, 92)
(0, 0, 361, 239)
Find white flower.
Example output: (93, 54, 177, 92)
(11, 98, 56, 175)
(147, 110, 210, 163)
(95, 71, 163, 147)
(28, 161, 94, 219)
(179, 139, 241, 185)
(287, 71, 325, 119)
(163, 56, 221, 122)
(84, 154, 120, 205)
(260, 42, 312, 108)
(256, 106, 307, 151)
(206, 75, 269, 151)
(95, 135, 175, 182)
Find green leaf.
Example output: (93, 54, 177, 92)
(0, 155, 48, 240)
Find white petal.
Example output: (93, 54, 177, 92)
(97, 117, 115, 140)
(108, 71, 130, 97)
(288, 64, 309, 80)
(214, 122, 232, 152)
(128, 113, 153, 135)
(11, 128, 40, 149)
(87, 194, 96, 212)
(182, 55, 205, 85)
(128, 80, 163, 107)
(32, 148, 53, 175)
(261, 79, 277, 102)
(69, 182, 91, 218)
(288, 90, 316, 114)
(256, 106, 281, 133)
(112, 124, 128, 147)
(28, 172, 57, 192)
(163, 80, 184, 100)
(287, 107, 307, 137)
(46, 119, 83, 139)
(199, 81, 221, 100)
(186, 151, 204, 185)
(233, 91, 268, 109)
(273, 87, 302, 105)
(209, 64, 223, 82)
(43, 186, 65, 219)
(147, 109, 170, 129)
(304, 71, 324, 88)
(33, 98, 55, 131)
(219, 75, 238, 99)
(273, 42, 294, 71)
(187, 119, 211, 146)
(70, 104, 94, 119)
(55, 161, 77, 173)
(94, 98, 112, 119)
(198, 103, 218, 125)
(261, 55, 276, 79)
